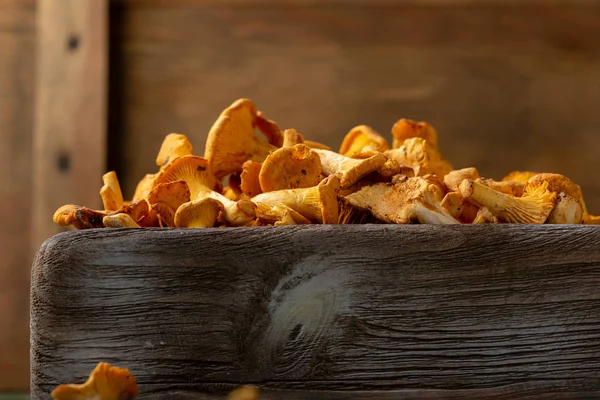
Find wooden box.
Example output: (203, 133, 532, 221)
(30, 225, 600, 399)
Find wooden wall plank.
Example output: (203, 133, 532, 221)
(0, 0, 36, 391)
(108, 2, 600, 213)
(30, 225, 600, 399)
(32, 0, 108, 251)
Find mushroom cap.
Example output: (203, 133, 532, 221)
(339, 125, 390, 158)
(174, 198, 224, 228)
(391, 118, 439, 149)
(154, 155, 218, 199)
(147, 180, 191, 227)
(260, 144, 322, 192)
(345, 176, 459, 224)
(526, 173, 587, 216)
(444, 168, 480, 192)
(102, 213, 140, 228)
(240, 160, 263, 197)
(255, 110, 283, 147)
(472, 207, 499, 224)
(502, 171, 539, 183)
(100, 171, 124, 211)
(51, 362, 138, 400)
(385, 137, 452, 178)
(132, 173, 158, 202)
(547, 193, 583, 224)
(155, 133, 193, 168)
(204, 99, 276, 179)
(313, 148, 387, 189)
(477, 178, 525, 197)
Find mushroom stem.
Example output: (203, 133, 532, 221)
(252, 176, 340, 224)
(460, 179, 556, 224)
(313, 149, 387, 189)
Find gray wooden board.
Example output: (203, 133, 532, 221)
(30, 225, 600, 399)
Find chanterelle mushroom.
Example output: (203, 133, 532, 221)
(345, 175, 460, 224)
(526, 173, 588, 218)
(312, 148, 387, 189)
(282, 128, 304, 147)
(255, 202, 311, 226)
(51, 362, 138, 400)
(155, 133, 193, 168)
(386, 137, 453, 178)
(154, 155, 255, 226)
(174, 198, 224, 228)
(147, 180, 191, 227)
(102, 213, 141, 228)
(444, 168, 480, 192)
(502, 171, 539, 184)
(240, 160, 263, 197)
(131, 173, 158, 202)
(460, 179, 556, 224)
(547, 192, 583, 224)
(260, 144, 322, 192)
(339, 125, 390, 158)
(53, 200, 149, 229)
(252, 175, 340, 224)
(391, 118, 439, 149)
(255, 110, 283, 147)
(204, 99, 277, 179)
(100, 171, 124, 211)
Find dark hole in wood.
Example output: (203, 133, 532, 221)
(288, 323, 303, 341)
(57, 152, 70, 173)
(67, 35, 80, 51)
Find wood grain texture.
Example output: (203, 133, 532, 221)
(0, 0, 36, 391)
(107, 2, 600, 214)
(32, 0, 108, 252)
(31, 225, 600, 399)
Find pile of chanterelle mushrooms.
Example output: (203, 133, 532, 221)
(53, 98, 600, 229)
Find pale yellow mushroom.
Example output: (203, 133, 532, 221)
(345, 176, 460, 224)
(444, 168, 480, 192)
(547, 193, 583, 224)
(252, 175, 340, 224)
(100, 171, 124, 211)
(312, 148, 387, 189)
(102, 213, 141, 228)
(174, 198, 224, 228)
(339, 125, 390, 158)
(391, 118, 438, 149)
(472, 207, 499, 224)
(255, 202, 311, 226)
(259, 144, 322, 192)
(385, 137, 452, 178)
(51, 362, 138, 400)
(155, 133, 193, 168)
(204, 99, 277, 179)
(154, 155, 255, 226)
(526, 173, 588, 218)
(460, 179, 556, 224)
(147, 180, 191, 227)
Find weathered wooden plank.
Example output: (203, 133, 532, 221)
(107, 2, 600, 214)
(0, 0, 36, 391)
(31, 225, 600, 399)
(32, 0, 108, 252)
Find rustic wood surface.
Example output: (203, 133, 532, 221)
(0, 0, 36, 390)
(31, 225, 600, 399)
(32, 0, 108, 252)
(108, 1, 600, 215)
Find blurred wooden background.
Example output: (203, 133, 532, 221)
(2, 0, 600, 391)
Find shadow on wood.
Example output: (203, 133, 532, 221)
(30, 225, 600, 399)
